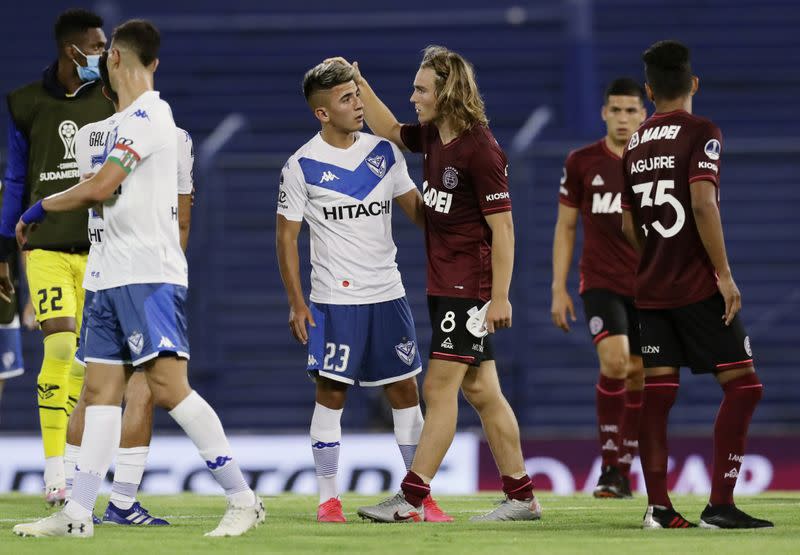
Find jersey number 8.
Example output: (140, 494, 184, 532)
(631, 179, 686, 238)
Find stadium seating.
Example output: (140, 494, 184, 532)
(1, 0, 797, 434)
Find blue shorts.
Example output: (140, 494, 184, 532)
(74, 289, 95, 367)
(307, 296, 422, 387)
(84, 283, 190, 367)
(0, 316, 24, 379)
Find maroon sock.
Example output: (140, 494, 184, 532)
(501, 474, 534, 501)
(400, 471, 430, 507)
(619, 389, 644, 477)
(640, 374, 680, 507)
(710, 373, 762, 505)
(596, 374, 626, 468)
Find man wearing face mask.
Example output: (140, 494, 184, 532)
(0, 8, 113, 506)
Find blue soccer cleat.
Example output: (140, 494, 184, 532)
(102, 501, 170, 526)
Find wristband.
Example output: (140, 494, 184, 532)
(21, 200, 47, 224)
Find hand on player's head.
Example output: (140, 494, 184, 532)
(322, 57, 363, 84)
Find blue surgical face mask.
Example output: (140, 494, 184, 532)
(72, 44, 101, 82)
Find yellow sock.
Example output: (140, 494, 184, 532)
(38, 331, 77, 459)
(66, 358, 85, 416)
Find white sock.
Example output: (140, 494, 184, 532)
(64, 406, 121, 521)
(310, 403, 342, 503)
(393, 405, 424, 471)
(64, 443, 80, 498)
(169, 390, 254, 507)
(109, 446, 149, 510)
(44, 455, 65, 489)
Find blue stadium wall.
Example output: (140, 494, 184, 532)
(1, 0, 798, 435)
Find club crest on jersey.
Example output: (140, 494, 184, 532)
(704, 139, 721, 161)
(589, 316, 604, 335)
(366, 154, 387, 178)
(627, 131, 640, 150)
(395, 340, 416, 366)
(442, 167, 459, 189)
(128, 331, 144, 356)
(2, 350, 15, 370)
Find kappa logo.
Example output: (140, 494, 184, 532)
(442, 167, 459, 189)
(58, 120, 78, 160)
(704, 138, 721, 161)
(441, 337, 454, 350)
(128, 331, 144, 356)
(602, 439, 618, 452)
(394, 340, 417, 367)
(132, 109, 150, 120)
(320, 171, 339, 183)
(37, 383, 60, 400)
(591, 174, 605, 186)
(158, 336, 176, 349)
(366, 154, 387, 178)
(724, 467, 739, 479)
(589, 316, 604, 335)
(205, 456, 232, 470)
(307, 354, 319, 367)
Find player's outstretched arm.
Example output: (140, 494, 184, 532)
(15, 162, 127, 247)
(325, 57, 405, 149)
(551, 204, 578, 332)
(485, 211, 514, 333)
(394, 188, 425, 229)
(276, 214, 316, 344)
(690, 180, 740, 325)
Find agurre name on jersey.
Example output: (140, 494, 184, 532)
(322, 200, 391, 221)
(630, 155, 676, 174)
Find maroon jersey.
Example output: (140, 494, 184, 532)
(621, 110, 723, 309)
(400, 123, 512, 301)
(559, 139, 638, 296)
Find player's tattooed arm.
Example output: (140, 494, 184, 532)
(690, 180, 741, 325)
(324, 57, 405, 149)
(621, 209, 645, 254)
(394, 188, 425, 229)
(485, 211, 514, 333)
(551, 204, 578, 332)
(276, 215, 316, 344)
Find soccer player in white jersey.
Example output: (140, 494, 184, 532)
(54, 55, 194, 526)
(12, 19, 263, 538)
(276, 60, 451, 523)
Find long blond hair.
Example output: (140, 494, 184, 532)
(420, 45, 489, 135)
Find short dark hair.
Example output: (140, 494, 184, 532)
(642, 40, 693, 101)
(111, 19, 160, 66)
(302, 61, 356, 102)
(604, 77, 646, 104)
(54, 9, 103, 46)
(98, 51, 118, 105)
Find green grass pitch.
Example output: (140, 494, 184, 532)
(1, 492, 797, 554)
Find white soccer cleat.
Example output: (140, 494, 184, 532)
(13, 510, 93, 538)
(470, 496, 542, 522)
(466, 302, 491, 338)
(205, 497, 265, 537)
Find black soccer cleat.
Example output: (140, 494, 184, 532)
(618, 473, 633, 498)
(699, 504, 774, 529)
(593, 465, 624, 498)
(643, 505, 697, 529)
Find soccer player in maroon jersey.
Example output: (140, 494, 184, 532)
(621, 40, 773, 529)
(328, 47, 540, 523)
(552, 78, 647, 498)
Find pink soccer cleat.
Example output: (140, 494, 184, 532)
(317, 497, 346, 523)
(423, 496, 454, 522)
